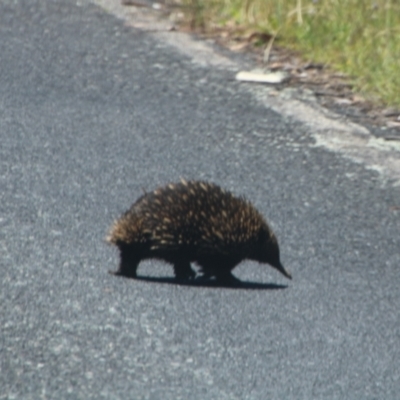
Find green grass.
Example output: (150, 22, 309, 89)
(180, 0, 400, 107)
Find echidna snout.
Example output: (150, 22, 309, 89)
(272, 260, 292, 280)
(256, 233, 292, 279)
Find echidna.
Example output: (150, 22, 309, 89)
(107, 179, 291, 283)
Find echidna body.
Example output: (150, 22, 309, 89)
(107, 180, 291, 282)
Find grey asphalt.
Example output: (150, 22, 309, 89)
(1, 0, 399, 399)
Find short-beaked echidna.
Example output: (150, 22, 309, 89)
(107, 179, 291, 283)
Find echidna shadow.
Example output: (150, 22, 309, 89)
(107, 180, 292, 286)
(134, 276, 288, 290)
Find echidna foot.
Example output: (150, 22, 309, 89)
(109, 269, 137, 278)
(174, 262, 195, 281)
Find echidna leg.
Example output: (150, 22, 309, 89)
(197, 261, 216, 280)
(215, 270, 240, 284)
(173, 261, 195, 280)
(110, 245, 139, 278)
(199, 259, 240, 284)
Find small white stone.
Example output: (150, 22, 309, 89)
(236, 70, 287, 84)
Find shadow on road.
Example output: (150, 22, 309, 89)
(131, 276, 288, 290)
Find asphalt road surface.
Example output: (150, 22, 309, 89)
(1, 0, 399, 399)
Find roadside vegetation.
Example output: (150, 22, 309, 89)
(179, 0, 400, 108)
